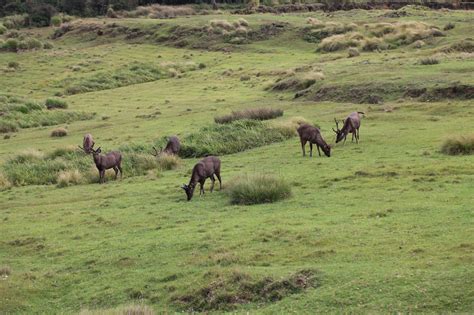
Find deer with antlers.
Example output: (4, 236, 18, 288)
(333, 112, 365, 144)
(152, 136, 180, 157)
(91, 147, 123, 184)
(181, 156, 221, 201)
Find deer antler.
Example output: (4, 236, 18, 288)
(151, 146, 159, 157)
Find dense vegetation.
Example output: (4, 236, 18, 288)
(0, 4, 473, 314)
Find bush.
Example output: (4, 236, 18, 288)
(25, 38, 42, 50)
(269, 71, 324, 92)
(57, 169, 83, 187)
(441, 135, 474, 155)
(215, 107, 283, 124)
(51, 127, 68, 137)
(0, 172, 12, 190)
(443, 23, 455, 31)
(180, 120, 294, 158)
(318, 33, 361, 52)
(2, 38, 19, 52)
(0, 24, 6, 35)
(7, 61, 20, 69)
(43, 42, 54, 49)
(79, 304, 155, 315)
(2, 15, 28, 29)
(123, 153, 157, 176)
(362, 38, 388, 51)
(419, 57, 439, 65)
(45, 98, 68, 109)
(0, 120, 18, 133)
(442, 40, 474, 53)
(11, 149, 45, 163)
(347, 47, 360, 57)
(156, 153, 180, 170)
(29, 4, 56, 27)
(50, 15, 62, 26)
(227, 174, 291, 205)
(269, 116, 310, 138)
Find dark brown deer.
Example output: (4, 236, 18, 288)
(297, 124, 331, 157)
(91, 147, 122, 184)
(78, 133, 95, 154)
(152, 136, 180, 156)
(333, 111, 365, 144)
(181, 156, 221, 201)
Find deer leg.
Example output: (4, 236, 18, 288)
(200, 179, 205, 196)
(317, 144, 321, 157)
(113, 167, 119, 179)
(301, 139, 306, 157)
(210, 175, 215, 193)
(309, 142, 313, 157)
(343, 135, 347, 145)
(215, 171, 222, 190)
(357, 128, 360, 143)
(118, 164, 123, 178)
(100, 170, 105, 184)
(352, 132, 355, 142)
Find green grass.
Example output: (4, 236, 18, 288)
(0, 7, 473, 314)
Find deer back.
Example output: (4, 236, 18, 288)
(164, 136, 180, 155)
(297, 124, 320, 143)
(191, 156, 220, 183)
(95, 151, 122, 169)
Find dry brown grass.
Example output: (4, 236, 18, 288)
(121, 4, 196, 19)
(79, 304, 155, 315)
(269, 116, 310, 137)
(156, 153, 181, 170)
(57, 169, 83, 188)
(318, 33, 363, 52)
(51, 127, 68, 137)
(0, 172, 11, 190)
(440, 134, 474, 155)
(215, 107, 283, 124)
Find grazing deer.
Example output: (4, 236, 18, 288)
(91, 147, 122, 184)
(152, 136, 180, 156)
(78, 133, 95, 154)
(181, 156, 221, 201)
(297, 124, 331, 157)
(333, 111, 365, 144)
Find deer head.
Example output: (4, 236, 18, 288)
(332, 118, 345, 143)
(91, 147, 102, 156)
(181, 183, 195, 201)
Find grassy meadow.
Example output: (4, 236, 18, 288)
(0, 5, 473, 314)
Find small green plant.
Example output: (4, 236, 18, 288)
(419, 57, 439, 65)
(45, 98, 68, 109)
(440, 135, 474, 155)
(51, 127, 68, 137)
(51, 15, 62, 27)
(227, 174, 291, 205)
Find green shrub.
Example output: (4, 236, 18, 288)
(0, 120, 18, 133)
(123, 153, 157, 176)
(7, 61, 20, 69)
(443, 22, 455, 31)
(51, 127, 68, 137)
(10, 149, 45, 163)
(51, 15, 62, 27)
(227, 174, 291, 205)
(2, 15, 28, 29)
(43, 42, 54, 49)
(441, 135, 474, 155)
(2, 38, 19, 52)
(45, 98, 68, 109)
(419, 57, 439, 65)
(215, 107, 283, 124)
(25, 38, 43, 50)
(0, 172, 12, 190)
(179, 120, 294, 158)
(0, 23, 6, 34)
(3, 158, 68, 186)
(17, 41, 28, 50)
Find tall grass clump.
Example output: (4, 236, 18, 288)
(419, 57, 439, 65)
(122, 153, 157, 176)
(269, 71, 324, 92)
(318, 33, 362, 52)
(51, 127, 68, 137)
(0, 120, 18, 133)
(79, 304, 155, 315)
(45, 98, 68, 109)
(0, 172, 12, 190)
(227, 174, 291, 205)
(269, 116, 310, 137)
(179, 120, 294, 158)
(156, 153, 181, 170)
(440, 135, 474, 155)
(57, 169, 83, 187)
(215, 107, 283, 124)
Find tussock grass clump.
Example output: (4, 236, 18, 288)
(269, 116, 310, 137)
(0, 121, 18, 133)
(0, 23, 6, 35)
(51, 128, 68, 137)
(210, 19, 234, 31)
(122, 153, 157, 176)
(270, 71, 324, 91)
(156, 153, 181, 170)
(7, 61, 20, 69)
(57, 170, 83, 188)
(215, 107, 283, 124)
(362, 38, 388, 51)
(180, 120, 294, 158)
(443, 23, 455, 31)
(121, 4, 196, 19)
(348, 47, 360, 57)
(175, 269, 319, 311)
(227, 174, 291, 205)
(318, 33, 362, 52)
(0, 266, 12, 278)
(0, 172, 12, 190)
(303, 22, 356, 43)
(442, 40, 474, 53)
(419, 57, 439, 65)
(79, 304, 155, 315)
(12, 149, 45, 163)
(45, 98, 68, 109)
(441, 135, 474, 155)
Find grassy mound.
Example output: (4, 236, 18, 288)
(174, 269, 320, 311)
(58, 62, 198, 95)
(226, 174, 291, 205)
(215, 107, 283, 124)
(179, 120, 295, 158)
(440, 135, 474, 155)
(269, 71, 324, 92)
(0, 95, 94, 133)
